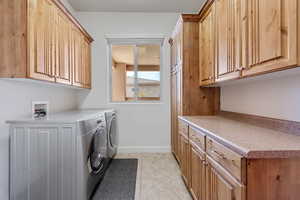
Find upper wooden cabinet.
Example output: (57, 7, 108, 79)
(242, 0, 298, 77)
(0, 0, 93, 89)
(199, 0, 300, 85)
(56, 9, 73, 85)
(199, 3, 215, 86)
(28, 0, 56, 82)
(171, 20, 183, 68)
(215, 0, 241, 82)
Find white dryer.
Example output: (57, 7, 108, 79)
(105, 111, 118, 160)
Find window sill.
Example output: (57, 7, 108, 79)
(108, 101, 164, 105)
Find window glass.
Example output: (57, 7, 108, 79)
(111, 45, 134, 102)
(111, 44, 161, 102)
(137, 45, 160, 100)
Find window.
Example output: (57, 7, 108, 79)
(107, 37, 164, 103)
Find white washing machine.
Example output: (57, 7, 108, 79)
(8, 110, 112, 200)
(77, 113, 109, 200)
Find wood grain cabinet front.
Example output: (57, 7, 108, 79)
(190, 142, 206, 200)
(189, 126, 205, 151)
(170, 68, 180, 163)
(206, 156, 245, 200)
(215, 0, 241, 82)
(199, 3, 216, 86)
(180, 133, 190, 187)
(55, 9, 72, 85)
(28, 0, 56, 82)
(179, 117, 300, 200)
(0, 0, 93, 88)
(242, 0, 298, 77)
(206, 137, 245, 183)
(198, 0, 300, 84)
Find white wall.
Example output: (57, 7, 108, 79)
(221, 71, 300, 122)
(0, 80, 78, 200)
(75, 12, 179, 152)
(0, 2, 79, 200)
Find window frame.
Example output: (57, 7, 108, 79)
(106, 35, 165, 104)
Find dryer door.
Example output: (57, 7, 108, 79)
(108, 114, 117, 149)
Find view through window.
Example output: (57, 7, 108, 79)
(110, 43, 161, 102)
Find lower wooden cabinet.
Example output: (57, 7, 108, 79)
(206, 156, 245, 200)
(178, 119, 300, 200)
(190, 143, 206, 200)
(180, 134, 190, 186)
(180, 121, 246, 200)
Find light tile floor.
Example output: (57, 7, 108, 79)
(115, 153, 192, 200)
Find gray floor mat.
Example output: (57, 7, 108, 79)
(92, 159, 138, 200)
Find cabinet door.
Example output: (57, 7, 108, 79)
(172, 20, 183, 67)
(82, 38, 92, 88)
(242, 0, 297, 77)
(190, 144, 206, 200)
(215, 0, 241, 83)
(55, 10, 72, 85)
(72, 27, 85, 87)
(180, 134, 190, 186)
(176, 66, 182, 116)
(199, 3, 215, 86)
(206, 156, 245, 200)
(171, 72, 180, 162)
(28, 0, 55, 82)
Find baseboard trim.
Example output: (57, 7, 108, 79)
(117, 146, 171, 154)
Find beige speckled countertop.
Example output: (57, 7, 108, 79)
(179, 116, 300, 158)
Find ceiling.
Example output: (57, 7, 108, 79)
(112, 45, 160, 65)
(67, 0, 205, 13)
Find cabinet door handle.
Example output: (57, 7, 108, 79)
(211, 150, 227, 160)
(235, 66, 247, 72)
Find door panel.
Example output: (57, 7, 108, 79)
(190, 144, 206, 200)
(257, 0, 281, 63)
(82, 39, 91, 88)
(171, 71, 179, 161)
(56, 11, 72, 85)
(72, 27, 84, 87)
(243, 0, 297, 77)
(210, 167, 234, 200)
(206, 156, 245, 200)
(28, 0, 55, 82)
(216, 0, 229, 76)
(215, 0, 241, 82)
(199, 4, 215, 86)
(190, 146, 201, 199)
(180, 134, 189, 186)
